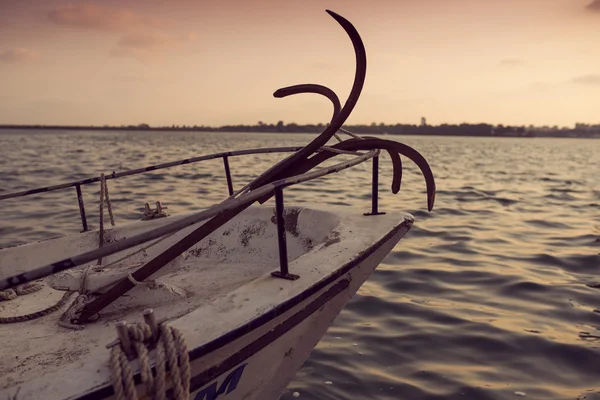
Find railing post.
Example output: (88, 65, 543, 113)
(364, 156, 386, 216)
(223, 156, 234, 196)
(271, 188, 299, 281)
(75, 184, 89, 232)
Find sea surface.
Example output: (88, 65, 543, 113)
(1, 130, 599, 399)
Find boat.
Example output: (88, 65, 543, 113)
(0, 10, 436, 400)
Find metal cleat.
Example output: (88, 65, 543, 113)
(141, 201, 169, 221)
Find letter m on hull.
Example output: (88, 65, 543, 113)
(194, 364, 248, 400)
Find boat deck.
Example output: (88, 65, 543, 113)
(0, 206, 340, 389)
(0, 205, 411, 399)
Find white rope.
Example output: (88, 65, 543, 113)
(0, 282, 42, 301)
(79, 265, 93, 293)
(109, 321, 190, 400)
(58, 292, 92, 330)
(333, 128, 370, 172)
(317, 146, 364, 156)
(338, 127, 363, 139)
(58, 173, 117, 329)
(0, 289, 16, 301)
(9, 176, 128, 318)
(127, 274, 143, 286)
(231, 142, 362, 198)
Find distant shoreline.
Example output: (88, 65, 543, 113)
(0, 124, 599, 139)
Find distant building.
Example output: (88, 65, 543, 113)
(420, 117, 427, 127)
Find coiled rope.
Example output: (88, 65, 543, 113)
(109, 321, 190, 400)
(0, 282, 42, 301)
(58, 173, 117, 329)
(0, 289, 76, 324)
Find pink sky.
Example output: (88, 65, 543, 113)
(0, 0, 599, 127)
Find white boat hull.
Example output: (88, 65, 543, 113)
(190, 224, 406, 400)
(77, 216, 411, 400)
(0, 8, 437, 399)
(0, 206, 413, 400)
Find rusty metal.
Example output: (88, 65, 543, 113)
(0, 9, 437, 331)
(296, 137, 436, 211)
(364, 156, 386, 216)
(76, 11, 371, 321)
(223, 156, 234, 196)
(75, 184, 88, 232)
(248, 10, 367, 191)
(271, 188, 300, 281)
(74, 148, 379, 322)
(0, 147, 304, 202)
(269, 84, 404, 198)
(274, 84, 341, 121)
(0, 149, 379, 293)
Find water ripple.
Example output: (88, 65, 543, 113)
(1, 130, 600, 399)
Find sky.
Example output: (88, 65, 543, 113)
(0, 0, 599, 127)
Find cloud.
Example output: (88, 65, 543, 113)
(111, 32, 196, 61)
(110, 47, 154, 62)
(529, 81, 556, 92)
(587, 0, 600, 12)
(500, 58, 525, 66)
(118, 32, 170, 49)
(47, 3, 163, 32)
(572, 74, 600, 85)
(0, 48, 39, 63)
(112, 74, 148, 83)
(47, 3, 196, 62)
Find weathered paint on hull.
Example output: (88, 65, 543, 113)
(1, 209, 412, 400)
(103, 222, 408, 400)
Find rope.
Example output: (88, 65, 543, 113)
(55, 172, 116, 329)
(0, 281, 87, 325)
(0, 289, 16, 301)
(66, 173, 112, 326)
(0, 282, 43, 301)
(0, 280, 93, 327)
(318, 146, 364, 156)
(338, 126, 363, 139)
(333, 128, 370, 172)
(231, 142, 362, 198)
(0, 290, 76, 324)
(110, 345, 138, 400)
(109, 320, 190, 400)
(127, 274, 143, 286)
(58, 292, 94, 330)
(79, 265, 93, 293)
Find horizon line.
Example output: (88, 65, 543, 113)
(1, 121, 599, 129)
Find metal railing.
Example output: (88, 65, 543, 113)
(0, 146, 384, 234)
(0, 8, 437, 326)
(0, 146, 383, 291)
(0, 146, 308, 232)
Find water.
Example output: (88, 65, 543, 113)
(1, 130, 599, 399)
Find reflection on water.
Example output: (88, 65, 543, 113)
(1, 130, 599, 399)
